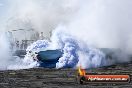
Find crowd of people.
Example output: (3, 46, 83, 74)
(10, 32, 50, 50)
(15, 40, 29, 50)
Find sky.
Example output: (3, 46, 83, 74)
(0, 0, 6, 15)
(0, 0, 8, 27)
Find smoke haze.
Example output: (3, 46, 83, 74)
(1, 0, 131, 51)
(0, 0, 132, 69)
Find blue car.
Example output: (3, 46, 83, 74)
(37, 50, 63, 68)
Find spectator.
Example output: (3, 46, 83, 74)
(16, 41, 19, 49)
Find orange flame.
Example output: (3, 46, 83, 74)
(78, 66, 86, 76)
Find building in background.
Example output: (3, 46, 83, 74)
(9, 29, 51, 50)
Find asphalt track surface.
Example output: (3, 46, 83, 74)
(0, 62, 132, 88)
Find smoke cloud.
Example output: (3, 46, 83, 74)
(3, 0, 132, 51)
(4, 0, 79, 39)
(0, 32, 12, 70)
(0, 0, 132, 69)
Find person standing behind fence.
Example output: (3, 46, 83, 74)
(39, 32, 44, 40)
(20, 40, 24, 50)
(24, 40, 28, 50)
(16, 41, 19, 50)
